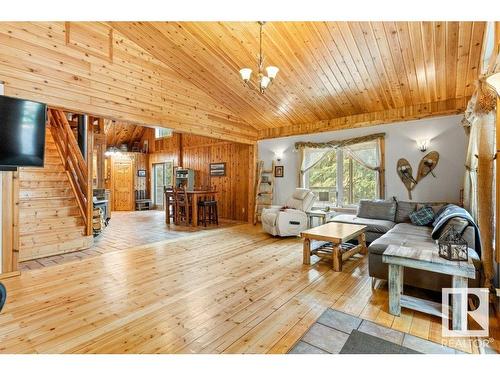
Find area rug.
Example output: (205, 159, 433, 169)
(339, 330, 418, 354)
(288, 308, 461, 354)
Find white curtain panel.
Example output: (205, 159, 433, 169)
(298, 148, 333, 187)
(343, 139, 381, 172)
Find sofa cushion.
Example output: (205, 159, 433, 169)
(368, 222, 481, 269)
(357, 199, 396, 222)
(395, 201, 449, 223)
(395, 201, 417, 223)
(416, 202, 445, 215)
(409, 206, 435, 226)
(329, 214, 395, 234)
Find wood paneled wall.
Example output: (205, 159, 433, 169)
(145, 129, 254, 222)
(0, 22, 257, 144)
(1, 171, 19, 275)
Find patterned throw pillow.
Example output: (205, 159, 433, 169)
(409, 206, 435, 226)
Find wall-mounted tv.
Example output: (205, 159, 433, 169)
(0, 95, 47, 169)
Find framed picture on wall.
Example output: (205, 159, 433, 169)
(274, 165, 284, 178)
(210, 162, 226, 177)
(137, 169, 147, 177)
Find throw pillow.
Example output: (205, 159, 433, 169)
(409, 206, 435, 226)
(357, 198, 397, 222)
(416, 202, 445, 215)
(437, 217, 469, 240)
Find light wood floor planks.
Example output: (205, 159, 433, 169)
(19, 210, 241, 271)
(0, 224, 497, 354)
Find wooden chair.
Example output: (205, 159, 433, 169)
(0, 282, 6, 313)
(174, 186, 191, 225)
(164, 186, 175, 224)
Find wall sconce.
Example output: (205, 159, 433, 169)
(274, 150, 284, 162)
(416, 139, 430, 152)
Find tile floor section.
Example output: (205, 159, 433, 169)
(20, 210, 242, 271)
(289, 308, 464, 354)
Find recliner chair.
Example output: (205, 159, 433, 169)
(261, 188, 316, 237)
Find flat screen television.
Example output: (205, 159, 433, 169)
(0, 95, 47, 169)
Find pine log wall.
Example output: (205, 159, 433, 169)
(145, 130, 255, 222)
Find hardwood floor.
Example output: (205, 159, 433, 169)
(1, 224, 497, 354)
(19, 210, 241, 271)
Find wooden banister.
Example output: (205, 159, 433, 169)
(48, 108, 92, 236)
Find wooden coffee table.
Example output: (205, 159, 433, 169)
(301, 222, 367, 271)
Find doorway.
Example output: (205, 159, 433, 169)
(153, 162, 173, 209)
(112, 158, 135, 211)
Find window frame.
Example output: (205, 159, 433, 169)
(154, 127, 173, 139)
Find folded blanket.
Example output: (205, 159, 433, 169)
(431, 204, 481, 257)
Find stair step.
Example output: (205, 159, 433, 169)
(18, 171, 68, 181)
(20, 226, 85, 244)
(20, 187, 75, 199)
(23, 164, 65, 173)
(20, 180, 71, 189)
(19, 206, 81, 220)
(19, 236, 93, 261)
(20, 216, 84, 232)
(19, 197, 77, 209)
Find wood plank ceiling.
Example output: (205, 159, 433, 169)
(0, 22, 485, 142)
(110, 21, 486, 139)
(104, 120, 147, 149)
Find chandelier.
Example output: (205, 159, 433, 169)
(239, 22, 279, 94)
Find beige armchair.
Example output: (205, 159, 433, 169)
(261, 188, 316, 237)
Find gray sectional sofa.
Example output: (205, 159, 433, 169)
(329, 199, 481, 292)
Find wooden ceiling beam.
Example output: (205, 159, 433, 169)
(259, 97, 469, 139)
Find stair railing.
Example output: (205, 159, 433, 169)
(48, 108, 91, 235)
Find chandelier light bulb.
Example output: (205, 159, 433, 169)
(239, 68, 252, 83)
(260, 75, 271, 90)
(266, 66, 279, 80)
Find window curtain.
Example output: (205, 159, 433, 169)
(343, 139, 384, 198)
(462, 83, 497, 291)
(296, 133, 385, 197)
(298, 147, 333, 187)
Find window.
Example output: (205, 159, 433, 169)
(304, 141, 381, 207)
(153, 162, 173, 208)
(307, 150, 338, 206)
(154, 127, 173, 139)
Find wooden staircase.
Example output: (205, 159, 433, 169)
(18, 112, 93, 261)
(253, 160, 275, 224)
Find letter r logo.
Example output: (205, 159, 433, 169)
(442, 288, 489, 337)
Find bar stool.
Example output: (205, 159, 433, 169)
(197, 190, 219, 227)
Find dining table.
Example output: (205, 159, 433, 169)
(165, 189, 218, 227)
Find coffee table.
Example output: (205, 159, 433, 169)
(382, 245, 476, 330)
(301, 222, 367, 271)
